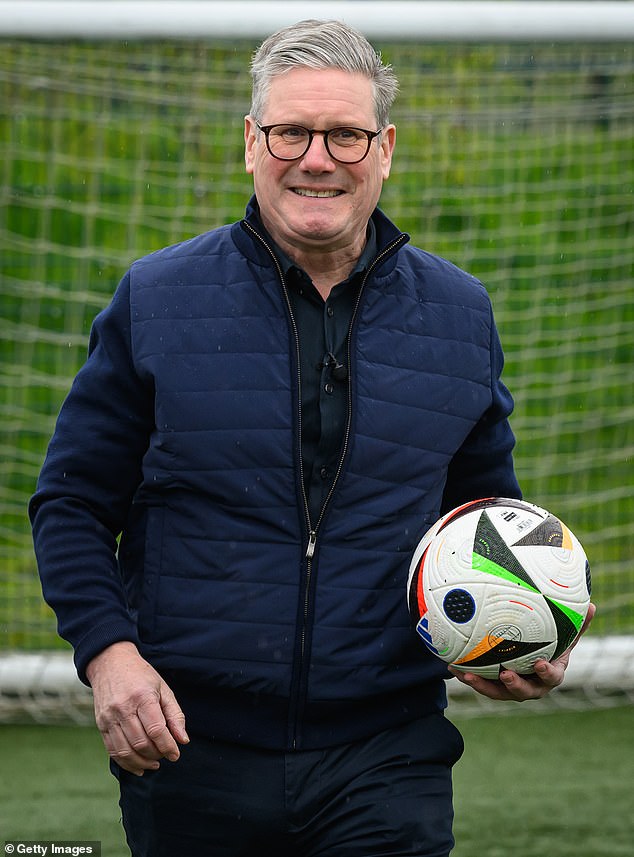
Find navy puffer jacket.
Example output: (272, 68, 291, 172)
(30, 199, 521, 749)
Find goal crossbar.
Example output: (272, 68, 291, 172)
(2, 1, 634, 42)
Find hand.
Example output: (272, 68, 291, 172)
(86, 641, 189, 776)
(448, 602, 596, 702)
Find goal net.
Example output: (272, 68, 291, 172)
(1, 1, 633, 721)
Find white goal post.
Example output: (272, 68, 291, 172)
(1, 637, 632, 725)
(1, 1, 634, 42)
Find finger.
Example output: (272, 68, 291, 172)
(532, 659, 564, 686)
(137, 694, 182, 761)
(449, 667, 551, 701)
(102, 722, 161, 776)
(498, 668, 552, 700)
(159, 682, 189, 745)
(448, 668, 516, 701)
(119, 708, 169, 760)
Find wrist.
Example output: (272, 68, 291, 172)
(85, 640, 140, 684)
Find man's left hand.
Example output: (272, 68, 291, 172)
(448, 602, 596, 702)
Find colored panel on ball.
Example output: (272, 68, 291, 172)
(472, 553, 539, 593)
(436, 498, 529, 535)
(546, 596, 584, 658)
(416, 546, 430, 617)
(561, 524, 573, 551)
(548, 597, 585, 632)
(511, 513, 571, 549)
(416, 616, 448, 656)
(443, 588, 476, 623)
(456, 637, 550, 668)
(453, 633, 504, 664)
(473, 511, 540, 591)
(435, 498, 496, 533)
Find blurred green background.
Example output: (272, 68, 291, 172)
(1, 39, 632, 651)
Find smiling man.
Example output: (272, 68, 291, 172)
(30, 19, 593, 857)
(244, 65, 395, 295)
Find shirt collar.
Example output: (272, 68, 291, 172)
(258, 218, 377, 286)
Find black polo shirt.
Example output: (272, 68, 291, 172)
(269, 223, 377, 526)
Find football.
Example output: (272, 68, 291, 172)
(407, 498, 592, 678)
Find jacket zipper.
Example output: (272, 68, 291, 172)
(241, 221, 315, 537)
(242, 219, 407, 748)
(313, 234, 409, 525)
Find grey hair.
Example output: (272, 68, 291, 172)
(250, 19, 399, 128)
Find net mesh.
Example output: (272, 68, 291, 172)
(1, 39, 633, 694)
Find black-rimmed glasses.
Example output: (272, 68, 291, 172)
(256, 123, 382, 164)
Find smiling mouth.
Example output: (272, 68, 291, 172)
(291, 188, 343, 198)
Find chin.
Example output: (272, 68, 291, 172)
(295, 223, 344, 245)
(291, 208, 348, 237)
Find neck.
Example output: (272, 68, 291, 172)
(274, 236, 366, 300)
(299, 256, 360, 300)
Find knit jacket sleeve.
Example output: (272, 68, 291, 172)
(440, 301, 522, 514)
(29, 272, 153, 683)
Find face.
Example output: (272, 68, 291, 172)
(244, 67, 395, 259)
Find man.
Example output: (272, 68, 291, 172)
(30, 19, 594, 857)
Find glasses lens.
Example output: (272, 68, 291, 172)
(326, 128, 371, 163)
(267, 125, 311, 160)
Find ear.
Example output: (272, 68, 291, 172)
(379, 124, 396, 181)
(244, 115, 258, 175)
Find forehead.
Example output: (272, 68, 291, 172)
(263, 67, 376, 125)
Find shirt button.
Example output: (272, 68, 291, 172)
(324, 382, 334, 395)
(320, 466, 329, 480)
(326, 305, 334, 317)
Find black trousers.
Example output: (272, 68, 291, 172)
(113, 712, 464, 857)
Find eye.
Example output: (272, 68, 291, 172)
(277, 125, 309, 143)
(329, 127, 365, 146)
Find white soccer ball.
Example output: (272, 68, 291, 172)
(407, 498, 592, 678)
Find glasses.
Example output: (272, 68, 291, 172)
(256, 123, 382, 164)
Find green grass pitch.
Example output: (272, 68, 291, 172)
(0, 707, 632, 856)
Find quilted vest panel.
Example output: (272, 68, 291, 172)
(119, 220, 501, 704)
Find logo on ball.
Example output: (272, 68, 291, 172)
(488, 624, 522, 646)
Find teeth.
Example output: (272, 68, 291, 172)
(293, 188, 341, 198)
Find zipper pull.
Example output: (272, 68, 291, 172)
(306, 530, 317, 559)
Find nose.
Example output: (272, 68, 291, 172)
(299, 131, 336, 172)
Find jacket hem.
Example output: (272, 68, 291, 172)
(167, 678, 448, 751)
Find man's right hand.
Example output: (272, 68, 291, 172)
(85, 641, 189, 776)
